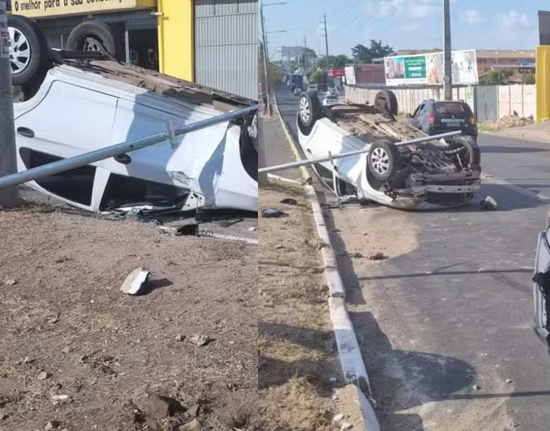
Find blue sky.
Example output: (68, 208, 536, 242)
(262, 0, 543, 59)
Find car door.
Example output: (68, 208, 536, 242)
(409, 103, 424, 129)
(14, 79, 117, 211)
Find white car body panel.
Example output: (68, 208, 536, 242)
(534, 223, 550, 348)
(13, 64, 258, 213)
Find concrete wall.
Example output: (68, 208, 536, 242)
(345, 85, 536, 122)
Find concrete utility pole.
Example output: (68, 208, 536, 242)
(323, 13, 330, 70)
(260, 4, 273, 117)
(443, 0, 453, 101)
(0, 0, 19, 208)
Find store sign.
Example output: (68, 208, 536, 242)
(384, 50, 479, 86)
(344, 66, 356, 85)
(328, 68, 345, 78)
(12, 0, 156, 18)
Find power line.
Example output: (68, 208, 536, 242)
(354, 0, 391, 33)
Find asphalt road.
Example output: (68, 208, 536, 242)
(274, 85, 550, 430)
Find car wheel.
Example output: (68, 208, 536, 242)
(375, 90, 398, 117)
(446, 135, 481, 167)
(7, 15, 50, 87)
(66, 20, 116, 56)
(367, 139, 403, 182)
(298, 91, 322, 128)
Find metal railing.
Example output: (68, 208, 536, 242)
(258, 130, 462, 175)
(0, 106, 257, 191)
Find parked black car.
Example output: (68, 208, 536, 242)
(407, 99, 478, 139)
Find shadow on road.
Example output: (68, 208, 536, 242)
(481, 145, 548, 154)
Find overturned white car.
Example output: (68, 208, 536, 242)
(533, 216, 550, 351)
(8, 16, 258, 214)
(296, 90, 481, 209)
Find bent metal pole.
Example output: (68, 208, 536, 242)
(0, 106, 257, 191)
(0, 1, 19, 207)
(258, 130, 462, 175)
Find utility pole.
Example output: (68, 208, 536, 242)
(260, 4, 273, 116)
(0, 0, 19, 208)
(443, 0, 453, 101)
(323, 13, 330, 70)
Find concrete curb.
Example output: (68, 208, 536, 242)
(272, 95, 381, 431)
(272, 102, 312, 183)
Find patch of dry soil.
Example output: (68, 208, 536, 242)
(258, 184, 339, 431)
(0, 206, 257, 431)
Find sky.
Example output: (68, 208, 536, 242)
(262, 0, 544, 59)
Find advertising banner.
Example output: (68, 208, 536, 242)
(11, 0, 156, 19)
(344, 66, 356, 85)
(384, 50, 478, 86)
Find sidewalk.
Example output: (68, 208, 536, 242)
(259, 113, 301, 181)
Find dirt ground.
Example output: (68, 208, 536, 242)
(258, 184, 339, 431)
(0, 205, 257, 431)
(482, 118, 550, 142)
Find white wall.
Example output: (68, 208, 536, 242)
(345, 85, 536, 121)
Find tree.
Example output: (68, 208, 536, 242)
(479, 69, 513, 85)
(258, 42, 283, 93)
(351, 40, 395, 63)
(522, 72, 536, 85)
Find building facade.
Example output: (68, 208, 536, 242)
(10, 0, 258, 99)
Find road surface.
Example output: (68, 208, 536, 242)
(273, 85, 550, 431)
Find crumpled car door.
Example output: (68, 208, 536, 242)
(533, 214, 550, 350)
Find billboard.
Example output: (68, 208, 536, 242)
(328, 68, 346, 78)
(11, 0, 156, 18)
(344, 66, 356, 85)
(384, 50, 478, 86)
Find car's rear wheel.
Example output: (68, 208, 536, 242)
(367, 139, 403, 182)
(298, 91, 322, 128)
(66, 20, 116, 57)
(445, 135, 481, 167)
(375, 90, 398, 117)
(8, 15, 50, 87)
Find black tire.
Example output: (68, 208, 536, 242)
(375, 90, 398, 117)
(66, 20, 116, 56)
(447, 135, 481, 167)
(298, 91, 322, 128)
(367, 139, 403, 182)
(7, 15, 50, 87)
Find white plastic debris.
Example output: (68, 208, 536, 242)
(341, 423, 353, 430)
(333, 413, 344, 422)
(120, 268, 150, 295)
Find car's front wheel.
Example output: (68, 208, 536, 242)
(8, 15, 50, 87)
(367, 139, 403, 182)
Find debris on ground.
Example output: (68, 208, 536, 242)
(333, 413, 345, 422)
(280, 198, 298, 205)
(218, 218, 243, 228)
(37, 371, 51, 381)
(44, 420, 60, 430)
(248, 226, 257, 232)
(368, 252, 386, 261)
(261, 208, 286, 218)
(479, 113, 535, 131)
(480, 196, 498, 211)
(473, 384, 481, 391)
(132, 392, 174, 420)
(120, 267, 150, 295)
(4, 279, 17, 286)
(189, 334, 212, 346)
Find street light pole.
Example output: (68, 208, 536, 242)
(0, 0, 19, 208)
(443, 0, 453, 101)
(260, 4, 273, 117)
